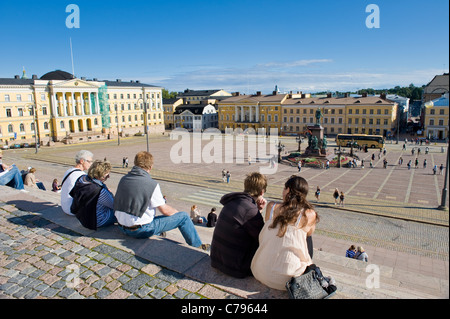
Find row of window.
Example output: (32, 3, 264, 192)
(429, 119, 447, 126)
(108, 93, 160, 100)
(4, 107, 49, 117)
(428, 109, 446, 115)
(2, 93, 47, 102)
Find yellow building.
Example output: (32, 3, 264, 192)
(218, 91, 288, 132)
(163, 97, 183, 129)
(0, 70, 164, 147)
(424, 93, 449, 140)
(281, 93, 398, 137)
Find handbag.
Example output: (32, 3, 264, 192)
(286, 266, 329, 299)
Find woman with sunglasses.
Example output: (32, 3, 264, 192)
(70, 160, 117, 230)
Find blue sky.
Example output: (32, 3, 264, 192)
(0, 0, 448, 94)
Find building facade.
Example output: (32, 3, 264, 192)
(424, 93, 449, 140)
(173, 104, 218, 131)
(0, 70, 163, 147)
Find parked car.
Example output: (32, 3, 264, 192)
(1, 145, 9, 150)
(13, 144, 21, 149)
(22, 143, 30, 148)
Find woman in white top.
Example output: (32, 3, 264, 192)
(251, 175, 319, 290)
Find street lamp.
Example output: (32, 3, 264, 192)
(27, 103, 40, 154)
(334, 145, 343, 168)
(137, 93, 149, 153)
(438, 131, 449, 211)
(115, 106, 120, 146)
(277, 141, 285, 163)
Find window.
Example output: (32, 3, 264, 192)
(439, 109, 445, 115)
(60, 121, 65, 129)
(42, 107, 48, 115)
(16, 94, 22, 101)
(429, 119, 434, 125)
(370, 109, 374, 114)
(18, 108, 24, 116)
(439, 119, 444, 126)
(5, 94, 10, 102)
(384, 119, 388, 125)
(376, 119, 380, 125)
(377, 109, 381, 114)
(348, 109, 352, 114)
(31, 123, 35, 131)
(41, 93, 46, 100)
(355, 109, 359, 114)
(20, 124, 25, 132)
(28, 94, 33, 102)
(8, 124, 14, 133)
(384, 109, 389, 115)
(43, 122, 49, 130)
(6, 109, 12, 117)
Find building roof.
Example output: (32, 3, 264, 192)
(178, 89, 224, 97)
(174, 105, 212, 115)
(40, 70, 75, 80)
(425, 93, 449, 107)
(219, 93, 287, 103)
(163, 98, 183, 104)
(0, 78, 34, 85)
(424, 73, 449, 94)
(282, 96, 395, 106)
(101, 80, 159, 88)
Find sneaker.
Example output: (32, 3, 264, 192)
(20, 189, 29, 193)
(159, 232, 167, 238)
(200, 244, 211, 252)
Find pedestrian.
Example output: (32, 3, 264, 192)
(398, 157, 403, 166)
(423, 159, 427, 169)
(361, 159, 364, 169)
(383, 158, 388, 169)
(226, 171, 231, 183)
(369, 160, 373, 168)
(402, 143, 406, 151)
(250, 175, 319, 290)
(125, 157, 129, 168)
(433, 165, 437, 175)
(207, 207, 217, 227)
(248, 155, 252, 165)
(339, 191, 345, 206)
(346, 245, 356, 258)
(297, 160, 302, 172)
(372, 153, 375, 161)
(414, 157, 419, 168)
(315, 186, 320, 202)
(407, 160, 412, 170)
(326, 160, 330, 169)
(122, 157, 126, 168)
(439, 164, 444, 175)
(417, 148, 421, 155)
(211, 172, 268, 278)
(61, 150, 94, 216)
(411, 148, 415, 155)
(222, 169, 226, 182)
(355, 246, 369, 262)
(333, 188, 339, 205)
(114, 151, 210, 251)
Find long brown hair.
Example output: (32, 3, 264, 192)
(270, 175, 319, 237)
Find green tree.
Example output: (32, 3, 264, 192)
(162, 89, 178, 99)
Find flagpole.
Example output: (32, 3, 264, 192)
(70, 38, 75, 77)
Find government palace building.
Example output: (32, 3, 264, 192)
(0, 70, 164, 147)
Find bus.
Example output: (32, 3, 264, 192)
(335, 134, 385, 149)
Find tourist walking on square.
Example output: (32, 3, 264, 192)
(222, 169, 226, 182)
(315, 186, 320, 202)
(414, 157, 419, 168)
(339, 191, 345, 206)
(423, 159, 427, 169)
(433, 164, 437, 175)
(398, 157, 403, 166)
(407, 160, 412, 170)
(297, 160, 302, 172)
(114, 151, 209, 251)
(333, 188, 340, 205)
(439, 164, 444, 175)
(226, 171, 231, 183)
(211, 172, 267, 278)
(370, 160, 373, 168)
(250, 175, 319, 290)
(326, 159, 330, 169)
(61, 150, 94, 216)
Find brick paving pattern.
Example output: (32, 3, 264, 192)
(0, 203, 239, 299)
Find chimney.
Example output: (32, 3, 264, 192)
(273, 91, 277, 95)
(256, 91, 262, 96)
(301, 94, 306, 98)
(327, 93, 332, 98)
(233, 92, 240, 96)
(136, 80, 140, 83)
(344, 93, 349, 97)
(93, 78, 98, 81)
(362, 92, 367, 97)
(32, 74, 37, 79)
(116, 79, 121, 82)
(14, 75, 20, 79)
(380, 93, 386, 100)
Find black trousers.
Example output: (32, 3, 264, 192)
(307, 236, 313, 259)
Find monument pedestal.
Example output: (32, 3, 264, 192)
(305, 125, 327, 157)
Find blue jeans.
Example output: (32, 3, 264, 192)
(0, 165, 24, 190)
(118, 211, 202, 247)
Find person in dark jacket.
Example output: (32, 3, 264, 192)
(210, 172, 267, 278)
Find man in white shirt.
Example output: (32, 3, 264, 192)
(114, 151, 209, 251)
(60, 150, 94, 216)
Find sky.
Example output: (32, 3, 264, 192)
(0, 0, 448, 94)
